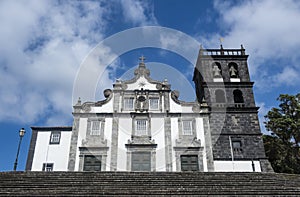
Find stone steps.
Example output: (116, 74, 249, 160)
(0, 172, 300, 196)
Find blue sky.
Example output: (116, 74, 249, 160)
(0, 0, 299, 171)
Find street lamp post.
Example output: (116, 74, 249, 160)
(13, 128, 26, 171)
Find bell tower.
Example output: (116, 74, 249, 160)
(193, 45, 273, 172)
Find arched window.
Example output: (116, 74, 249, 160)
(228, 62, 239, 78)
(212, 62, 222, 78)
(233, 89, 244, 103)
(215, 89, 226, 103)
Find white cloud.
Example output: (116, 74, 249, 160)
(198, 0, 300, 89)
(0, 1, 111, 125)
(120, 0, 157, 26)
(257, 102, 272, 135)
(0, 0, 159, 126)
(273, 67, 300, 86)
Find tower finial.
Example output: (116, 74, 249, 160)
(139, 55, 146, 63)
(219, 37, 224, 45)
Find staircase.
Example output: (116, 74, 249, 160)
(1, 172, 300, 196)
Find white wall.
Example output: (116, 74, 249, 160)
(170, 117, 179, 171)
(74, 118, 87, 171)
(214, 160, 262, 172)
(117, 117, 132, 171)
(104, 118, 112, 171)
(91, 96, 114, 113)
(169, 96, 182, 112)
(195, 118, 207, 171)
(151, 118, 165, 171)
(31, 131, 71, 171)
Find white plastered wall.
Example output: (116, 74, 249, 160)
(117, 117, 132, 171)
(195, 117, 207, 171)
(214, 161, 262, 172)
(170, 117, 179, 171)
(31, 131, 71, 171)
(151, 117, 165, 171)
(90, 97, 114, 113)
(74, 118, 87, 171)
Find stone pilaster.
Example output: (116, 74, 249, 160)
(110, 116, 119, 171)
(203, 116, 215, 171)
(164, 117, 172, 171)
(68, 117, 80, 171)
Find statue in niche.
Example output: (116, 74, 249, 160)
(136, 95, 147, 112)
(212, 65, 221, 78)
(229, 65, 238, 78)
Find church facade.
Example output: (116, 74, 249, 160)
(26, 46, 273, 172)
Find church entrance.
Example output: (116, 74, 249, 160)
(181, 155, 199, 171)
(83, 155, 102, 171)
(131, 152, 151, 171)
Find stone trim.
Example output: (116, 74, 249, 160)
(49, 131, 61, 145)
(30, 126, 72, 131)
(164, 117, 172, 171)
(178, 118, 196, 138)
(131, 114, 151, 137)
(125, 145, 157, 171)
(259, 158, 274, 172)
(203, 116, 215, 171)
(214, 157, 269, 161)
(112, 63, 171, 92)
(110, 117, 119, 171)
(113, 92, 120, 112)
(122, 95, 135, 111)
(148, 96, 160, 111)
(25, 129, 38, 171)
(173, 147, 204, 172)
(86, 117, 105, 138)
(170, 90, 198, 106)
(68, 117, 80, 171)
(78, 147, 109, 171)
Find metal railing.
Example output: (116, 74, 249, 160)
(199, 45, 246, 56)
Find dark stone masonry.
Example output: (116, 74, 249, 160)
(193, 45, 273, 172)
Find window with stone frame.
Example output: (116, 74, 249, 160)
(49, 131, 61, 144)
(124, 97, 134, 110)
(149, 97, 159, 110)
(215, 89, 226, 103)
(83, 155, 101, 171)
(181, 155, 199, 171)
(182, 120, 193, 135)
(131, 152, 151, 171)
(42, 163, 54, 171)
(90, 121, 101, 135)
(232, 140, 243, 153)
(233, 89, 244, 103)
(135, 119, 147, 136)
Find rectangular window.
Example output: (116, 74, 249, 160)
(136, 119, 147, 135)
(149, 98, 159, 110)
(90, 121, 101, 135)
(42, 163, 54, 171)
(83, 155, 101, 171)
(124, 97, 134, 110)
(232, 141, 242, 153)
(181, 155, 199, 171)
(50, 132, 61, 144)
(131, 152, 151, 171)
(182, 120, 193, 135)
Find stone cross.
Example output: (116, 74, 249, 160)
(139, 55, 146, 63)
